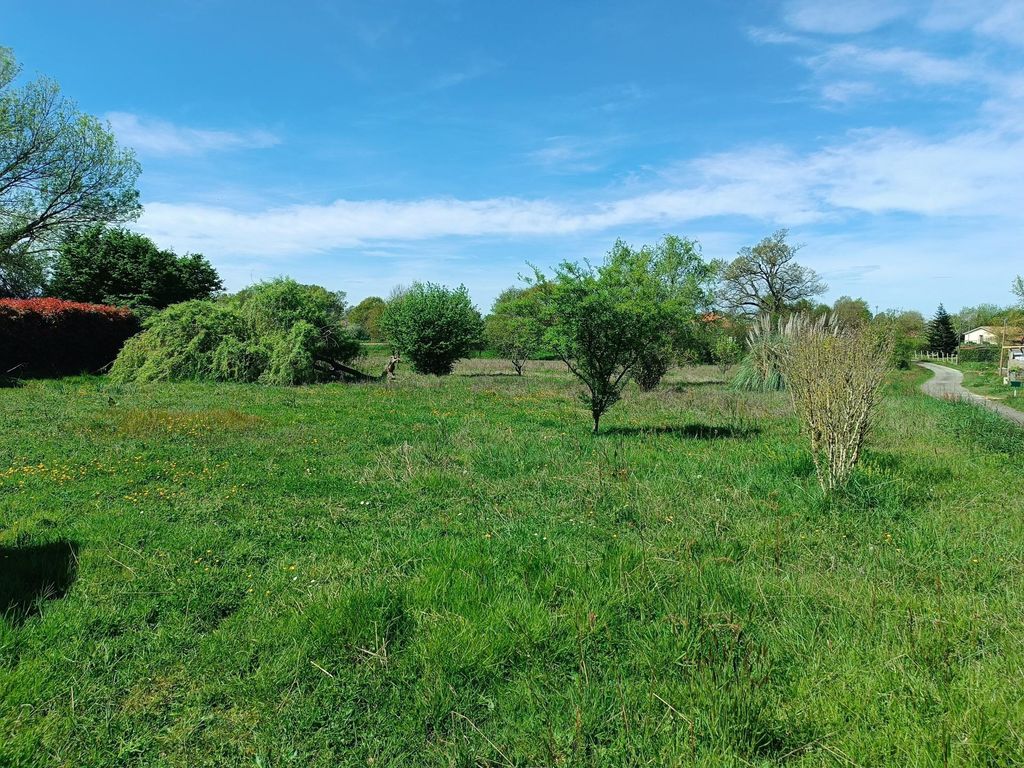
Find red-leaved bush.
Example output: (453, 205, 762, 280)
(0, 298, 140, 378)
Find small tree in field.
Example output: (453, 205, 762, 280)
(712, 334, 741, 375)
(630, 235, 719, 390)
(539, 247, 675, 433)
(380, 282, 484, 375)
(778, 315, 892, 492)
(485, 286, 546, 375)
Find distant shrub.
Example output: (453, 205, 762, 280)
(0, 298, 139, 377)
(634, 348, 674, 391)
(111, 278, 362, 384)
(958, 344, 999, 363)
(484, 286, 547, 376)
(712, 334, 742, 375)
(380, 283, 484, 375)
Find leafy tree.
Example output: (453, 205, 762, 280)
(876, 309, 925, 339)
(485, 286, 547, 375)
(712, 334, 741, 375)
(926, 304, 958, 355)
(347, 296, 386, 341)
(718, 229, 827, 316)
(380, 282, 484, 375)
(0, 48, 140, 297)
(953, 303, 1006, 334)
(1013, 276, 1023, 307)
(831, 296, 872, 328)
(48, 226, 221, 310)
(111, 278, 361, 384)
(629, 235, 719, 389)
(537, 242, 684, 432)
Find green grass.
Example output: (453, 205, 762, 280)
(2, 362, 1023, 766)
(929, 359, 1024, 414)
(958, 362, 1024, 414)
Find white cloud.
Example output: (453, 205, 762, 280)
(106, 112, 280, 156)
(804, 44, 979, 86)
(136, 117, 1024, 260)
(783, 0, 911, 34)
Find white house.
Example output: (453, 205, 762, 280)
(962, 326, 1024, 345)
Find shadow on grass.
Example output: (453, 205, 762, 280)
(0, 541, 79, 625)
(602, 424, 760, 439)
(458, 372, 523, 378)
(0, 376, 24, 388)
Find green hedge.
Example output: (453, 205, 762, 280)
(958, 345, 999, 363)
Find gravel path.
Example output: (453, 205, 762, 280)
(918, 362, 1024, 427)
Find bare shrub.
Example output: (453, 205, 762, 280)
(778, 315, 892, 491)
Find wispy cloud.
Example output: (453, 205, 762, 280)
(783, 0, 912, 34)
(525, 136, 606, 173)
(820, 80, 878, 103)
(425, 59, 500, 91)
(105, 112, 280, 156)
(804, 44, 979, 86)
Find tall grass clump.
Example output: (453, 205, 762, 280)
(732, 314, 786, 392)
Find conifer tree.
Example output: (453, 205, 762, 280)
(926, 304, 958, 355)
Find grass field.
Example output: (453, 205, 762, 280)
(2, 360, 1023, 766)
(954, 361, 1024, 414)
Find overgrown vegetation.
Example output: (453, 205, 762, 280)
(110, 278, 361, 384)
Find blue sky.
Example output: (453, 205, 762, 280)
(5, 0, 1023, 313)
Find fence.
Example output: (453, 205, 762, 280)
(915, 351, 959, 363)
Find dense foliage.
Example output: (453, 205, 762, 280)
(0, 298, 139, 377)
(111, 278, 361, 384)
(0, 48, 140, 297)
(380, 283, 484, 375)
(346, 296, 386, 341)
(48, 226, 222, 312)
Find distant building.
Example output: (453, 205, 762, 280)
(962, 326, 1024, 345)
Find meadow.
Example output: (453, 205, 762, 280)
(2, 360, 1023, 766)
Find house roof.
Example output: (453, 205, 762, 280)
(965, 325, 1024, 336)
